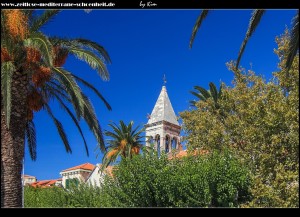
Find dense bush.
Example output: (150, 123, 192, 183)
(25, 150, 251, 207)
(24, 184, 104, 208)
(100, 150, 252, 207)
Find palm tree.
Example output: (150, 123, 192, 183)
(101, 121, 144, 171)
(190, 82, 222, 109)
(1, 10, 111, 207)
(189, 10, 299, 71)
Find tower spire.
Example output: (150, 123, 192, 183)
(145, 79, 181, 155)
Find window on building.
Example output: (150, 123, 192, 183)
(165, 135, 170, 153)
(156, 135, 160, 157)
(148, 136, 154, 147)
(172, 137, 177, 150)
(65, 178, 79, 189)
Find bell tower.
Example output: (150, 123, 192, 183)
(145, 76, 181, 156)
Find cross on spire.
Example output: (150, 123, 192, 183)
(163, 74, 167, 86)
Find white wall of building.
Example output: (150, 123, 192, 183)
(86, 164, 107, 187)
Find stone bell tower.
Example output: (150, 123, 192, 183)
(145, 76, 181, 155)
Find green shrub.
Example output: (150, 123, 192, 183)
(101, 149, 252, 207)
(25, 150, 252, 207)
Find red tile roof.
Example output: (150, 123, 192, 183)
(30, 179, 61, 188)
(61, 163, 95, 172)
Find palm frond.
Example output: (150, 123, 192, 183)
(189, 100, 197, 107)
(72, 74, 112, 110)
(45, 80, 71, 102)
(69, 48, 109, 81)
(190, 91, 206, 101)
(24, 32, 54, 66)
(44, 104, 72, 153)
(189, 9, 210, 49)
(54, 95, 89, 156)
(120, 121, 129, 135)
(30, 10, 60, 32)
(49, 37, 111, 64)
(286, 12, 299, 71)
(81, 93, 105, 152)
(70, 38, 111, 64)
(107, 122, 122, 136)
(209, 82, 218, 103)
(236, 9, 265, 70)
(1, 61, 15, 128)
(53, 67, 85, 118)
(25, 120, 36, 161)
(105, 131, 122, 140)
(218, 83, 223, 99)
(194, 86, 211, 99)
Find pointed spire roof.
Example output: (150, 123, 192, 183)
(147, 85, 179, 126)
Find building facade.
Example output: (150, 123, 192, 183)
(22, 174, 37, 186)
(59, 163, 95, 188)
(86, 164, 114, 187)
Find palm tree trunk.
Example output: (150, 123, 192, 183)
(1, 71, 28, 208)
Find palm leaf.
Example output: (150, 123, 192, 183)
(190, 90, 206, 101)
(285, 12, 299, 71)
(105, 131, 122, 140)
(24, 32, 54, 66)
(30, 10, 60, 32)
(189, 10, 210, 49)
(72, 74, 112, 110)
(1, 61, 15, 128)
(54, 95, 89, 156)
(81, 93, 105, 152)
(189, 100, 197, 106)
(194, 86, 211, 99)
(218, 83, 223, 99)
(50, 37, 111, 64)
(44, 104, 72, 153)
(45, 80, 71, 102)
(70, 38, 111, 64)
(120, 121, 129, 136)
(25, 120, 37, 161)
(53, 67, 85, 118)
(69, 48, 109, 81)
(209, 82, 218, 103)
(107, 122, 122, 136)
(236, 9, 266, 70)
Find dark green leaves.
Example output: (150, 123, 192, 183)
(30, 10, 60, 32)
(285, 12, 299, 72)
(236, 9, 265, 70)
(1, 61, 14, 128)
(25, 120, 37, 161)
(189, 10, 210, 49)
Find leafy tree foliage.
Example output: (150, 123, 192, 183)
(24, 184, 104, 208)
(100, 149, 251, 207)
(181, 30, 299, 207)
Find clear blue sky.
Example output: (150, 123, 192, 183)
(24, 9, 297, 180)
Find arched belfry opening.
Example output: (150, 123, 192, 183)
(145, 77, 181, 155)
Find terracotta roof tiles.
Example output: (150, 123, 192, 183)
(61, 163, 95, 172)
